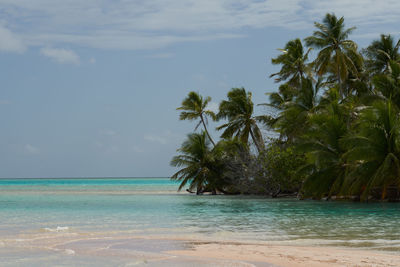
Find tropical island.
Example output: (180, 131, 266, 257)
(171, 13, 400, 202)
(3, 4, 400, 266)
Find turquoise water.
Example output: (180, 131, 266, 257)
(0, 178, 400, 265)
(1, 178, 400, 247)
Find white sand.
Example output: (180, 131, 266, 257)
(168, 242, 400, 267)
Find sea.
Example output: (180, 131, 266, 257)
(0, 178, 399, 266)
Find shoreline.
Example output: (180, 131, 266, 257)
(167, 240, 400, 267)
(2, 230, 400, 266)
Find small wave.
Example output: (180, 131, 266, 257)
(43, 226, 69, 232)
(64, 249, 75, 255)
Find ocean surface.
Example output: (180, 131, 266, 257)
(1, 178, 400, 266)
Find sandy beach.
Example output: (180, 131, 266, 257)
(2, 229, 400, 266)
(168, 241, 400, 267)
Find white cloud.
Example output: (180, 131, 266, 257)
(24, 144, 39, 154)
(40, 47, 80, 64)
(304, 0, 400, 26)
(26, 32, 243, 50)
(89, 57, 96, 64)
(1, 0, 400, 51)
(0, 25, 25, 53)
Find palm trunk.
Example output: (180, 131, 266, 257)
(336, 50, 343, 98)
(200, 115, 216, 147)
(299, 70, 303, 90)
(337, 64, 342, 95)
(249, 127, 263, 154)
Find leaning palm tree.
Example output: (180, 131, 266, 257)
(364, 34, 400, 75)
(217, 88, 265, 153)
(270, 38, 312, 88)
(305, 13, 359, 95)
(170, 132, 220, 194)
(177, 91, 216, 146)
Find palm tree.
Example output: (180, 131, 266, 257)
(343, 100, 400, 200)
(170, 132, 221, 194)
(372, 61, 400, 109)
(284, 78, 323, 137)
(297, 90, 349, 199)
(305, 13, 359, 95)
(258, 83, 296, 136)
(364, 34, 400, 75)
(217, 88, 265, 153)
(270, 38, 312, 88)
(262, 78, 323, 142)
(266, 83, 296, 110)
(177, 91, 216, 146)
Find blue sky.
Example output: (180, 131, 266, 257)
(1, 0, 399, 178)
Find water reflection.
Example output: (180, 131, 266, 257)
(175, 196, 400, 248)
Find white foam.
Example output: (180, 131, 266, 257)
(64, 249, 75, 255)
(44, 226, 69, 232)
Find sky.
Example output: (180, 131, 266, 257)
(1, 0, 400, 178)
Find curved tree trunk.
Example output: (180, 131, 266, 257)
(249, 127, 263, 154)
(200, 115, 216, 147)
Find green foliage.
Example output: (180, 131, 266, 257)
(170, 132, 222, 194)
(217, 88, 265, 153)
(270, 38, 312, 87)
(304, 13, 360, 96)
(297, 96, 349, 199)
(271, 77, 322, 141)
(343, 100, 400, 200)
(177, 91, 216, 146)
(171, 12, 400, 201)
(263, 141, 306, 194)
(372, 61, 400, 108)
(363, 34, 400, 75)
(212, 138, 260, 194)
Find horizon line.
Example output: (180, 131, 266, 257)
(0, 176, 171, 179)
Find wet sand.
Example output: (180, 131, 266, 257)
(1, 232, 275, 266)
(2, 231, 400, 266)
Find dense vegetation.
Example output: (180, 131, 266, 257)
(171, 13, 400, 201)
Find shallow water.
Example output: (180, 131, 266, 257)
(0, 178, 399, 265)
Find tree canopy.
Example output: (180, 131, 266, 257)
(171, 13, 400, 201)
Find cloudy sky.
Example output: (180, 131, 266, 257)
(1, 0, 399, 178)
